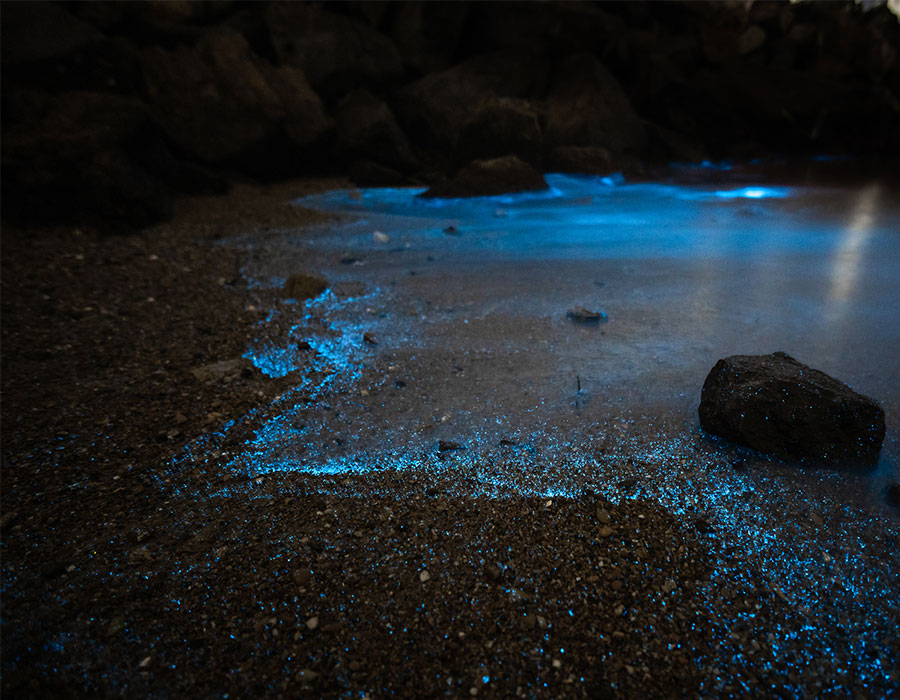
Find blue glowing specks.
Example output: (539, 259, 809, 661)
(243, 342, 304, 378)
(243, 288, 374, 380)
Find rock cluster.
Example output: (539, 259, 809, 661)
(3, 1, 898, 229)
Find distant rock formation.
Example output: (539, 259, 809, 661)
(3, 0, 898, 229)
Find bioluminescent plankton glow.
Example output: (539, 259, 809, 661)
(171, 166, 900, 692)
(713, 186, 789, 199)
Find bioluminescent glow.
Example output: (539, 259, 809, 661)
(713, 186, 789, 200)
(167, 163, 900, 693)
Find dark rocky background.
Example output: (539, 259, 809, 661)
(3, 0, 899, 231)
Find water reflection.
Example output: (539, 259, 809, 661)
(828, 183, 880, 311)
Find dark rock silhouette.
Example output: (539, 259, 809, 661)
(2, 90, 222, 230)
(262, 3, 403, 100)
(451, 98, 542, 173)
(335, 90, 417, 173)
(420, 156, 548, 199)
(392, 50, 548, 150)
(543, 53, 647, 158)
(139, 27, 332, 168)
(2, 0, 898, 229)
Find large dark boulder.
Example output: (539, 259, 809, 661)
(542, 53, 646, 157)
(465, 2, 626, 62)
(0, 1, 147, 102)
(451, 98, 542, 173)
(1, 91, 222, 230)
(393, 51, 549, 150)
(419, 155, 548, 199)
(262, 3, 403, 100)
(699, 352, 885, 468)
(335, 90, 417, 173)
(139, 27, 332, 171)
(388, 1, 470, 75)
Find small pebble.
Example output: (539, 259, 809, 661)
(306, 616, 319, 630)
(419, 570, 431, 583)
(296, 669, 318, 683)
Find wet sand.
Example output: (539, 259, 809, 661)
(3, 166, 898, 698)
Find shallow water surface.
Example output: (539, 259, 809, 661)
(235, 167, 899, 486)
(175, 164, 900, 692)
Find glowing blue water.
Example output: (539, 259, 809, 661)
(206, 170, 900, 491)
(170, 167, 900, 692)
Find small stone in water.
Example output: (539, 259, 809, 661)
(419, 570, 432, 583)
(373, 231, 389, 243)
(306, 616, 319, 630)
(566, 307, 608, 324)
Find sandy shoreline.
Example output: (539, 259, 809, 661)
(2, 178, 898, 698)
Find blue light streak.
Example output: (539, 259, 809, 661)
(714, 186, 789, 200)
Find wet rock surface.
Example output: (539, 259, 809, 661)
(699, 352, 886, 468)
